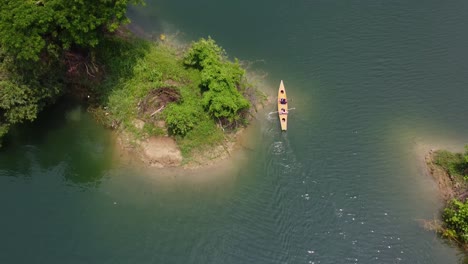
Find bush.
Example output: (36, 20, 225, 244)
(184, 38, 250, 124)
(443, 199, 468, 243)
(164, 103, 200, 136)
(202, 87, 249, 122)
(184, 38, 224, 69)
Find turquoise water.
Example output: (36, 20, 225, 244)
(2, 1, 468, 263)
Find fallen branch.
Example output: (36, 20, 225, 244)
(150, 105, 165, 116)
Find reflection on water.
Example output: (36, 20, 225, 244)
(0, 99, 115, 186)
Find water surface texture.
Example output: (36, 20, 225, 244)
(2, 1, 468, 263)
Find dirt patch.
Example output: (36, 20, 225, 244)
(183, 137, 236, 170)
(425, 149, 456, 200)
(114, 118, 259, 171)
(115, 132, 182, 168)
(141, 136, 182, 168)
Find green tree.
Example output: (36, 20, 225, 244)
(0, 0, 143, 62)
(0, 55, 62, 146)
(184, 38, 250, 124)
(0, 0, 143, 146)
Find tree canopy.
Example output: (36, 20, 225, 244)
(0, 0, 143, 61)
(184, 38, 250, 124)
(0, 0, 143, 146)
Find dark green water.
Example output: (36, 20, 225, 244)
(2, 1, 468, 263)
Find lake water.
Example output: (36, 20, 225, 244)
(2, 1, 468, 263)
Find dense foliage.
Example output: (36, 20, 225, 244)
(165, 101, 199, 136)
(184, 38, 250, 124)
(0, 0, 142, 146)
(0, 0, 142, 61)
(443, 199, 468, 243)
(0, 50, 63, 146)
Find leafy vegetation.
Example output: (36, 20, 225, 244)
(0, 0, 143, 62)
(184, 38, 250, 125)
(0, 48, 63, 146)
(0, 1, 261, 158)
(94, 37, 255, 157)
(443, 199, 468, 243)
(0, 0, 142, 146)
(430, 146, 468, 249)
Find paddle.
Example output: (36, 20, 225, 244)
(269, 107, 296, 114)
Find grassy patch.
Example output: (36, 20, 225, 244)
(176, 118, 225, 157)
(434, 150, 467, 180)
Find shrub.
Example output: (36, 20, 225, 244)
(443, 199, 468, 243)
(184, 38, 250, 125)
(164, 103, 199, 136)
(183, 38, 224, 69)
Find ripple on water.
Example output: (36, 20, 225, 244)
(271, 141, 285, 156)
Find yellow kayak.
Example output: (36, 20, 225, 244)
(277, 80, 288, 131)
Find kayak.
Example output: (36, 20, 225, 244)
(277, 80, 288, 131)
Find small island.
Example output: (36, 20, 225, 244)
(425, 146, 468, 249)
(0, 1, 265, 168)
(95, 35, 266, 168)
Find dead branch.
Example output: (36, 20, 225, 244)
(150, 105, 166, 116)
